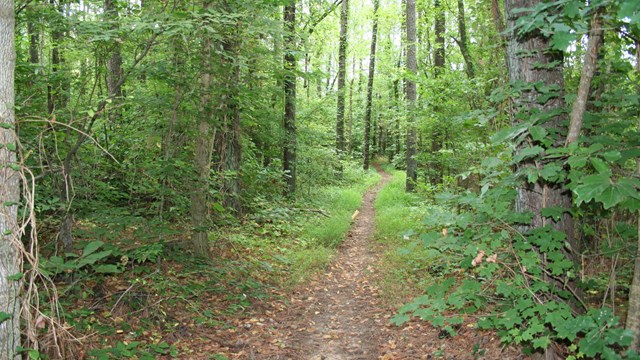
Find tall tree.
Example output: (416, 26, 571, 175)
(335, 0, 348, 159)
(505, 0, 574, 356)
(283, 0, 297, 195)
(455, 0, 474, 79)
(363, 0, 379, 170)
(213, 37, 243, 215)
(190, 0, 216, 255)
(626, 37, 640, 353)
(405, 0, 417, 191)
(0, 0, 21, 357)
(434, 0, 445, 74)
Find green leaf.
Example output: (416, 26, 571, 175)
(82, 240, 105, 257)
(574, 173, 611, 206)
(93, 264, 122, 274)
(390, 313, 410, 326)
(491, 124, 528, 144)
(77, 250, 112, 269)
(7, 272, 23, 281)
(514, 146, 544, 163)
(579, 333, 605, 357)
(532, 336, 550, 349)
(0, 311, 11, 324)
(0, 122, 14, 129)
(602, 151, 621, 162)
(540, 163, 563, 182)
(529, 126, 548, 142)
(567, 155, 587, 169)
(590, 157, 610, 174)
(550, 30, 577, 50)
(540, 206, 568, 221)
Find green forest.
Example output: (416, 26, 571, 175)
(0, 0, 639, 358)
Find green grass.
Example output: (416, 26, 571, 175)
(374, 168, 437, 306)
(283, 165, 381, 285)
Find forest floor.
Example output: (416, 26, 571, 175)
(177, 168, 527, 359)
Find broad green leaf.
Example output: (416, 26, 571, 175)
(390, 313, 410, 326)
(579, 333, 605, 357)
(590, 157, 610, 174)
(514, 146, 543, 163)
(0, 311, 11, 324)
(600, 187, 629, 209)
(491, 124, 528, 144)
(533, 336, 550, 349)
(93, 264, 122, 274)
(77, 250, 113, 269)
(82, 240, 105, 257)
(567, 155, 587, 169)
(540, 163, 563, 182)
(602, 151, 621, 162)
(540, 206, 568, 221)
(574, 173, 611, 206)
(529, 126, 547, 142)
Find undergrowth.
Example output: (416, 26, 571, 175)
(373, 168, 431, 306)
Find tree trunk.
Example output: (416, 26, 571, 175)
(190, 0, 216, 255)
(213, 34, 243, 216)
(363, 0, 379, 171)
(434, 0, 445, 72)
(335, 0, 348, 168)
(625, 38, 640, 353)
(505, 0, 575, 357)
(104, 0, 123, 118)
(456, 0, 474, 79)
(283, 1, 297, 195)
(565, 10, 603, 146)
(0, 0, 21, 356)
(405, 0, 417, 191)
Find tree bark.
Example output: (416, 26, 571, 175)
(505, 0, 575, 357)
(363, 0, 379, 171)
(283, 0, 297, 195)
(190, 0, 216, 255)
(0, 0, 21, 357)
(335, 0, 348, 161)
(405, 0, 417, 191)
(213, 36, 243, 216)
(434, 0, 445, 74)
(625, 38, 640, 353)
(105, 0, 123, 103)
(565, 10, 603, 146)
(455, 0, 474, 79)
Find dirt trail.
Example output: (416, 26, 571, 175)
(286, 169, 392, 359)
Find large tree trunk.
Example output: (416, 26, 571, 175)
(626, 38, 640, 354)
(190, 0, 216, 255)
(504, 0, 575, 358)
(363, 0, 379, 171)
(405, 0, 417, 191)
(0, 0, 21, 357)
(335, 0, 348, 160)
(283, 1, 297, 195)
(104, 0, 123, 113)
